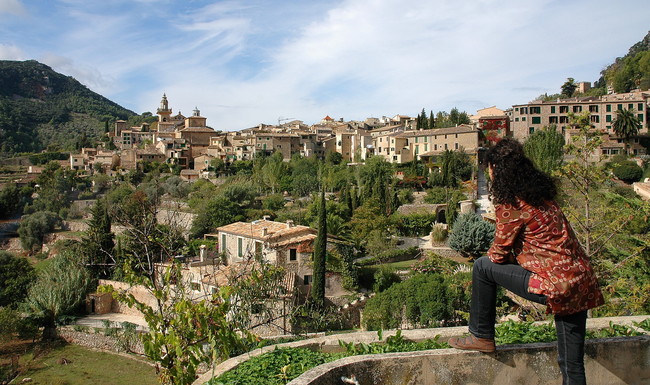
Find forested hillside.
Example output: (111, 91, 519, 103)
(596, 31, 650, 93)
(0, 60, 136, 155)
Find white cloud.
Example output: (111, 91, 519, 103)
(39, 53, 112, 92)
(0, 0, 26, 16)
(0, 43, 27, 60)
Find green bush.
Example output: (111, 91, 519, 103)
(448, 212, 495, 259)
(394, 213, 437, 236)
(373, 268, 401, 293)
(363, 273, 460, 330)
(613, 161, 643, 184)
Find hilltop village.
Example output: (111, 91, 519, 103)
(57, 89, 649, 182)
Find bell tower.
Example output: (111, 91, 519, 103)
(157, 93, 175, 133)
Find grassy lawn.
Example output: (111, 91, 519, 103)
(4, 341, 158, 385)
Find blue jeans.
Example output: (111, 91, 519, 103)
(470, 256, 587, 385)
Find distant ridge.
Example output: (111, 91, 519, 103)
(0, 60, 136, 155)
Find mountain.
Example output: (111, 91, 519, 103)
(595, 31, 650, 93)
(0, 60, 136, 155)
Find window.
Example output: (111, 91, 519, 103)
(415, 146, 419, 155)
(628, 104, 634, 110)
(532, 117, 541, 124)
(529, 127, 535, 134)
(454, 143, 459, 150)
(415, 137, 419, 143)
(551, 106, 556, 113)
(559, 116, 569, 123)
(589, 105, 598, 113)
(434, 144, 438, 151)
(237, 237, 243, 257)
(289, 248, 297, 261)
(530, 106, 541, 114)
(221, 234, 227, 253)
(424, 137, 428, 142)
(303, 275, 312, 285)
(638, 114, 644, 122)
(617, 104, 623, 110)
(560, 106, 569, 113)
(515, 118, 519, 122)
(638, 103, 644, 111)
(572, 106, 582, 113)
(590, 115, 599, 123)
(606, 104, 612, 112)
(255, 241, 262, 257)
(444, 143, 448, 150)
(522, 117, 526, 122)
(606, 115, 612, 122)
(549, 116, 558, 124)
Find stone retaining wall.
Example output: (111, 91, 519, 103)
(58, 327, 144, 355)
(289, 336, 650, 385)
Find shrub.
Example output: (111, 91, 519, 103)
(373, 267, 401, 293)
(613, 161, 643, 184)
(430, 224, 448, 244)
(363, 273, 461, 330)
(394, 213, 437, 236)
(448, 212, 495, 259)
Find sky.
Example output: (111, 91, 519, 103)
(0, 0, 649, 131)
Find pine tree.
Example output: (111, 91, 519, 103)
(82, 198, 115, 278)
(310, 187, 327, 309)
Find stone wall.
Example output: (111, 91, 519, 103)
(58, 327, 145, 355)
(288, 336, 650, 385)
(99, 279, 158, 317)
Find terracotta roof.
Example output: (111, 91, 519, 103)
(216, 219, 316, 242)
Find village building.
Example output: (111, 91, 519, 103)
(510, 90, 650, 154)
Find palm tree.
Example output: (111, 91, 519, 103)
(561, 78, 578, 98)
(612, 109, 642, 155)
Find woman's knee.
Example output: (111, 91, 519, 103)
(473, 256, 491, 273)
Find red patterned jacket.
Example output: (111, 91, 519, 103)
(487, 199, 604, 315)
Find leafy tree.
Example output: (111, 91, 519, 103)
(310, 188, 327, 309)
(23, 251, 92, 340)
(561, 77, 577, 97)
(17, 211, 62, 253)
(81, 198, 115, 279)
(613, 161, 643, 183)
(612, 108, 642, 154)
(359, 156, 396, 214)
(27, 161, 79, 216)
(0, 184, 32, 219)
(190, 195, 243, 238)
(0, 251, 36, 308)
(523, 125, 565, 174)
(448, 212, 495, 259)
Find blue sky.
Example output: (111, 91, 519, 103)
(1, 0, 649, 131)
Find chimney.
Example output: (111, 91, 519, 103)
(286, 220, 294, 228)
(262, 227, 268, 236)
(199, 244, 207, 262)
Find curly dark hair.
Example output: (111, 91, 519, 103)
(485, 138, 556, 207)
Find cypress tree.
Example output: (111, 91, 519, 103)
(311, 187, 327, 309)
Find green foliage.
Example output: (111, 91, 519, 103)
(339, 330, 447, 355)
(311, 188, 327, 309)
(372, 267, 401, 292)
(448, 212, 495, 259)
(602, 32, 650, 93)
(428, 150, 473, 188)
(613, 108, 642, 154)
(613, 161, 643, 183)
(495, 320, 557, 345)
(103, 261, 248, 385)
(81, 198, 115, 279)
(0, 251, 37, 308)
(394, 213, 437, 236)
(0, 184, 32, 219)
(561, 77, 577, 98)
(23, 251, 93, 340)
(210, 347, 343, 385)
(586, 321, 644, 338)
(262, 194, 286, 211)
(523, 125, 565, 174)
(17, 210, 62, 253)
(363, 272, 471, 330)
(190, 195, 244, 238)
(28, 151, 69, 165)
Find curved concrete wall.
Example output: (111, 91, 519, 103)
(288, 336, 650, 385)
